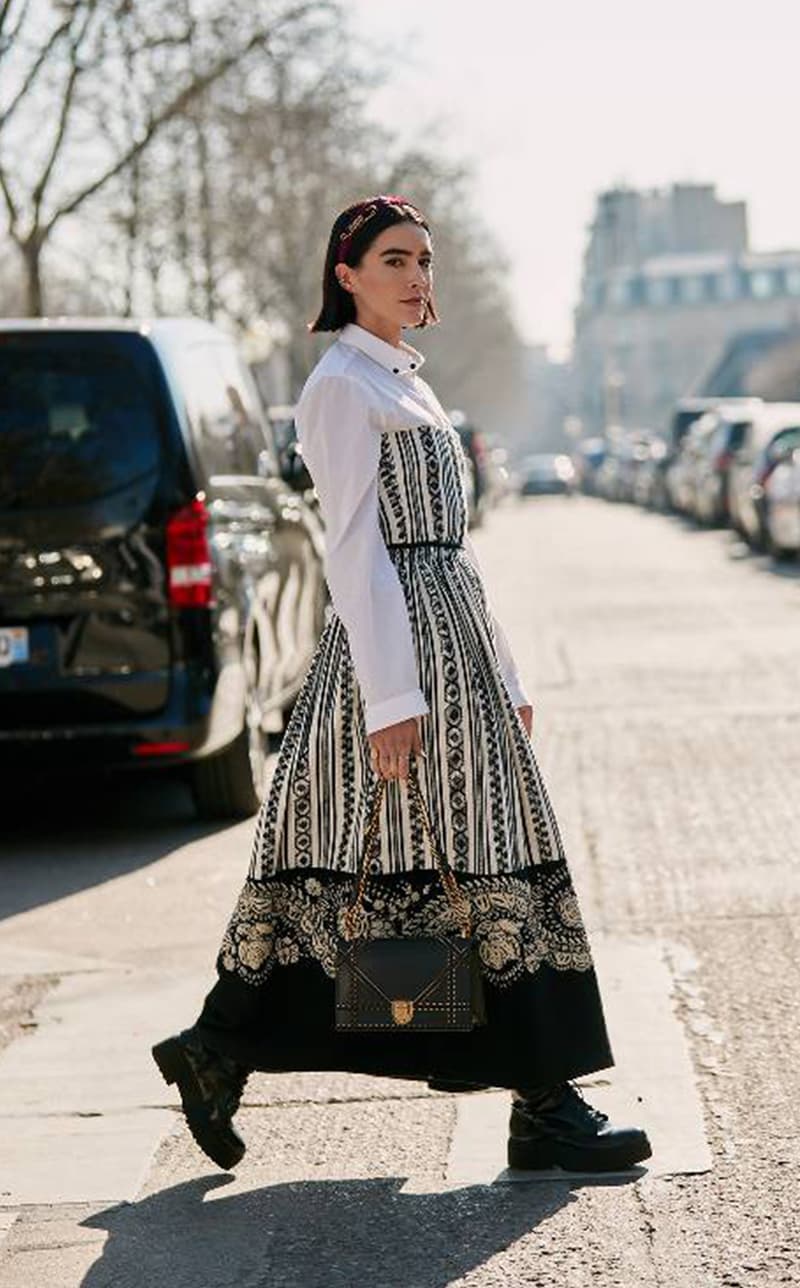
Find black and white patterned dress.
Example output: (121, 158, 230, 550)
(197, 324, 613, 1089)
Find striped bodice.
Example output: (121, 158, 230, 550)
(377, 425, 468, 548)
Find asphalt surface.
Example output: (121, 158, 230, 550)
(1, 493, 799, 1286)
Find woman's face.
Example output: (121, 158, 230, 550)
(337, 221, 434, 339)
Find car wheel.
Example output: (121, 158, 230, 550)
(767, 534, 797, 562)
(190, 726, 262, 820)
(190, 652, 269, 820)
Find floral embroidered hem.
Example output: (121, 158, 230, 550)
(219, 862, 594, 989)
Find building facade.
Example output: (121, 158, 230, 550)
(573, 184, 800, 435)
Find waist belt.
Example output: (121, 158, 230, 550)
(385, 539, 464, 550)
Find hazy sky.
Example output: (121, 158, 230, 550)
(349, 0, 800, 357)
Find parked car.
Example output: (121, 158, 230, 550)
(574, 437, 607, 495)
(632, 437, 670, 509)
(764, 446, 800, 559)
(0, 319, 326, 818)
(728, 404, 800, 549)
(594, 429, 658, 503)
(486, 445, 514, 504)
(618, 431, 661, 503)
(667, 398, 724, 453)
(665, 414, 720, 516)
(265, 403, 314, 493)
(449, 410, 492, 527)
(518, 453, 576, 496)
(663, 396, 761, 515)
(594, 434, 630, 501)
(691, 403, 761, 526)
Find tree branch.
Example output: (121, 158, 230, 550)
(32, 5, 98, 216)
(0, 0, 25, 48)
(0, 156, 18, 234)
(43, 18, 295, 233)
(0, 13, 73, 125)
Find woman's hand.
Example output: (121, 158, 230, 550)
(517, 704, 533, 737)
(368, 716, 423, 781)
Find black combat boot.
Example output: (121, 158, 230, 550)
(152, 1028, 249, 1170)
(508, 1081, 652, 1173)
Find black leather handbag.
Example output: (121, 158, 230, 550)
(334, 758, 487, 1033)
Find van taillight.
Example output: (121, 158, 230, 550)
(166, 497, 213, 607)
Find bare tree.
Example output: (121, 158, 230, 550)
(0, 1, 529, 432)
(0, 0, 331, 314)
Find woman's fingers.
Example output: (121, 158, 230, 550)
(368, 717, 424, 779)
(369, 742, 415, 780)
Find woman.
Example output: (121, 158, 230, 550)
(153, 194, 651, 1176)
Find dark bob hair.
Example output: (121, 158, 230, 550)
(310, 195, 439, 333)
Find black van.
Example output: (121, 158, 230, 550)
(0, 319, 326, 818)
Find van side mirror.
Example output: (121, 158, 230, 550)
(279, 441, 313, 491)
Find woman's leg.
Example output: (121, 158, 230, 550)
(151, 968, 260, 1171)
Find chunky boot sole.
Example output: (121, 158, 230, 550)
(508, 1130, 652, 1173)
(152, 1037, 246, 1171)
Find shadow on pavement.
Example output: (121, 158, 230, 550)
(0, 771, 232, 922)
(80, 1171, 637, 1287)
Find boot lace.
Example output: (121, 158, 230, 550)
(562, 1081, 609, 1127)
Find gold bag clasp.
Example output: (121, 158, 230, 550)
(391, 999, 414, 1025)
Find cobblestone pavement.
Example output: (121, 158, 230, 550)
(1, 494, 799, 1286)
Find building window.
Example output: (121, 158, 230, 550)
(716, 271, 739, 300)
(681, 276, 705, 304)
(785, 268, 800, 296)
(749, 270, 775, 299)
(646, 277, 672, 307)
(609, 279, 631, 308)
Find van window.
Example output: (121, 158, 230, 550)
(175, 343, 275, 480)
(768, 426, 800, 460)
(0, 333, 163, 510)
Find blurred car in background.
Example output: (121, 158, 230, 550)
(657, 398, 717, 513)
(764, 445, 800, 559)
(667, 397, 724, 454)
(573, 437, 607, 495)
(265, 402, 315, 493)
(518, 452, 576, 496)
(449, 410, 492, 527)
(691, 402, 761, 526)
(728, 404, 800, 549)
(665, 414, 719, 515)
(595, 429, 659, 503)
(632, 437, 670, 509)
(485, 444, 515, 505)
(0, 319, 326, 818)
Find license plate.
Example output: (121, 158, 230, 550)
(0, 627, 29, 668)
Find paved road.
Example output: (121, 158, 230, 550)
(1, 494, 799, 1286)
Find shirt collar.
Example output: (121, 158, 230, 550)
(338, 322, 425, 376)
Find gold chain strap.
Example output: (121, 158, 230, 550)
(343, 755, 472, 941)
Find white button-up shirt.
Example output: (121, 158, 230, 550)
(294, 322, 531, 734)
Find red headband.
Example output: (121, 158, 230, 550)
(336, 194, 422, 263)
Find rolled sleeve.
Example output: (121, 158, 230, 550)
(295, 373, 430, 735)
(462, 531, 532, 708)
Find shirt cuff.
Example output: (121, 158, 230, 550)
(364, 688, 430, 735)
